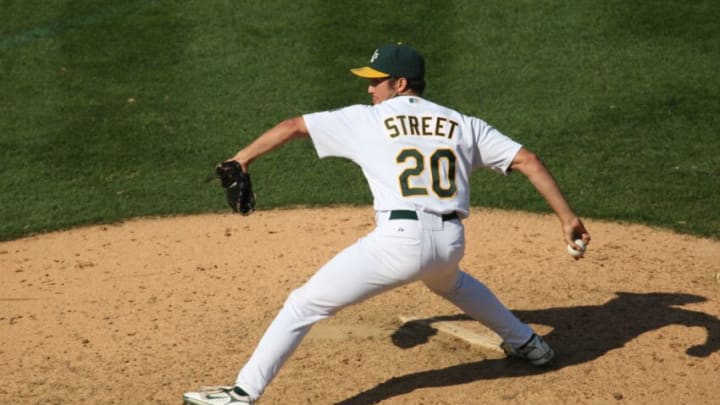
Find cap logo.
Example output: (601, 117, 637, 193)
(370, 49, 380, 63)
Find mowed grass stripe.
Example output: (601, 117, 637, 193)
(0, 0, 158, 49)
(0, 1, 718, 240)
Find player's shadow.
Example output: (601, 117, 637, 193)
(335, 291, 720, 405)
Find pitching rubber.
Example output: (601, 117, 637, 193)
(398, 315, 505, 356)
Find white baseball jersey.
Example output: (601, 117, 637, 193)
(303, 96, 522, 218)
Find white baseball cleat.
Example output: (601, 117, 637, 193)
(501, 334, 555, 366)
(183, 386, 254, 405)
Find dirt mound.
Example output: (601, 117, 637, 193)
(1, 207, 718, 404)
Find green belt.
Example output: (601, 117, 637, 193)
(389, 210, 459, 221)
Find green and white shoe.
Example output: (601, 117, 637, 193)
(183, 386, 254, 405)
(501, 334, 555, 366)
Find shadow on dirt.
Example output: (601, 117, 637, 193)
(336, 292, 720, 405)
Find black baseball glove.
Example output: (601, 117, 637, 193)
(215, 161, 256, 215)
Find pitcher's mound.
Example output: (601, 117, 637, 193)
(1, 207, 718, 404)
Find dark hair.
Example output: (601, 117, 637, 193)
(407, 77, 426, 95)
(388, 77, 426, 96)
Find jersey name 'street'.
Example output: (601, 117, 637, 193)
(383, 114, 460, 139)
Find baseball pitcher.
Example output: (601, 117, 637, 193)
(184, 43, 590, 405)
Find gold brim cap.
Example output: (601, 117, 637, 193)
(350, 66, 390, 78)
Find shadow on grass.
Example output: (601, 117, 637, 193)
(336, 292, 720, 405)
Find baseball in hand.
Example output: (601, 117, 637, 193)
(566, 239, 586, 258)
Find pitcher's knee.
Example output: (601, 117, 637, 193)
(424, 282, 453, 297)
(284, 287, 335, 321)
(424, 271, 466, 298)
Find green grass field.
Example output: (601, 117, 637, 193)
(1, 0, 718, 241)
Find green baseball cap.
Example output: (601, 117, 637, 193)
(351, 43, 425, 80)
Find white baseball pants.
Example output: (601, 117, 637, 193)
(236, 210, 533, 399)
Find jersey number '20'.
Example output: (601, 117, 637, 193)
(397, 148, 457, 198)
